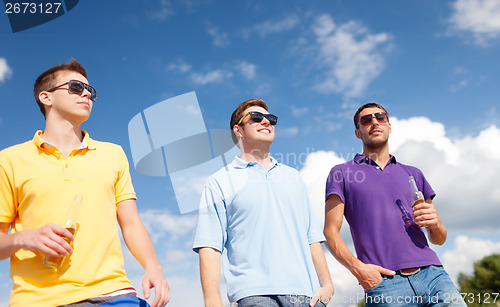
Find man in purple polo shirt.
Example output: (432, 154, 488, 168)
(324, 103, 466, 306)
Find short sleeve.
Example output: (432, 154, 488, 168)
(0, 159, 16, 223)
(325, 165, 346, 204)
(300, 178, 325, 244)
(192, 180, 227, 253)
(114, 146, 137, 204)
(416, 169, 435, 200)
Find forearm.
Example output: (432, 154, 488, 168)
(309, 242, 333, 287)
(324, 230, 363, 274)
(199, 247, 223, 307)
(122, 222, 162, 271)
(0, 231, 21, 260)
(428, 221, 447, 245)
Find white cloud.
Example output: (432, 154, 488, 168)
(0, 58, 12, 82)
(149, 0, 174, 21)
(139, 210, 197, 243)
(234, 61, 256, 79)
(252, 14, 300, 37)
(207, 24, 229, 47)
(449, 0, 500, 45)
(278, 127, 299, 137)
(166, 59, 192, 74)
(390, 117, 460, 165)
(311, 14, 392, 97)
(191, 69, 233, 85)
(441, 235, 500, 287)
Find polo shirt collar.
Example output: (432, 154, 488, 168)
(232, 155, 280, 170)
(354, 153, 397, 166)
(33, 130, 97, 150)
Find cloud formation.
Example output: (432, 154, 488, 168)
(149, 0, 174, 21)
(191, 69, 233, 85)
(449, 0, 500, 45)
(0, 58, 12, 82)
(207, 24, 229, 47)
(310, 14, 392, 97)
(234, 61, 256, 79)
(251, 14, 300, 38)
(441, 235, 500, 286)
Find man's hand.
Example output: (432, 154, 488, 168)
(142, 267, 170, 307)
(310, 284, 334, 306)
(16, 223, 73, 256)
(413, 198, 447, 245)
(412, 201, 440, 228)
(352, 262, 395, 290)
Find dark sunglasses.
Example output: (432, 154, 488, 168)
(47, 80, 97, 102)
(237, 111, 278, 126)
(359, 112, 389, 127)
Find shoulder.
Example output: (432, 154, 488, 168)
(276, 163, 300, 175)
(0, 141, 34, 163)
(91, 140, 127, 155)
(395, 161, 424, 176)
(328, 159, 355, 173)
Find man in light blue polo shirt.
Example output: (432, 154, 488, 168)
(193, 99, 334, 307)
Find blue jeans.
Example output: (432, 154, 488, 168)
(364, 265, 466, 306)
(236, 295, 327, 307)
(60, 295, 150, 306)
(98, 296, 150, 306)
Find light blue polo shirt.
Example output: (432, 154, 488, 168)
(193, 156, 325, 303)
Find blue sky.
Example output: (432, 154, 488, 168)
(1, 0, 500, 306)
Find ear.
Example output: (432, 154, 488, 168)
(388, 122, 392, 134)
(233, 125, 243, 139)
(355, 128, 361, 139)
(39, 91, 53, 108)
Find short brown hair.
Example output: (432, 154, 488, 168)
(33, 58, 88, 118)
(230, 98, 269, 144)
(353, 103, 389, 128)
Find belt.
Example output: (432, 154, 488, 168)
(396, 266, 428, 276)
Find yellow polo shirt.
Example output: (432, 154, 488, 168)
(0, 131, 136, 306)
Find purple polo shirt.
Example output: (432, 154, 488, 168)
(325, 154, 441, 271)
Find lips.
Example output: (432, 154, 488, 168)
(258, 128, 271, 134)
(370, 129, 382, 135)
(78, 101, 91, 108)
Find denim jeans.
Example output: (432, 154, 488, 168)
(236, 295, 327, 307)
(364, 265, 467, 306)
(60, 295, 150, 307)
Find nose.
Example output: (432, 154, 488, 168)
(81, 87, 92, 101)
(261, 117, 271, 126)
(370, 116, 380, 126)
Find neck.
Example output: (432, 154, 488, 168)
(42, 117, 84, 157)
(240, 146, 272, 169)
(362, 144, 390, 169)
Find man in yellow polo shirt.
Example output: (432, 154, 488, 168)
(0, 59, 170, 307)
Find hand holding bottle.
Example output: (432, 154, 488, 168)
(43, 195, 82, 269)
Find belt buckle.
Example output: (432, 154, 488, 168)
(399, 267, 421, 276)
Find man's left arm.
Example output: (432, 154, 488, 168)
(412, 197, 447, 245)
(117, 199, 170, 307)
(309, 242, 334, 307)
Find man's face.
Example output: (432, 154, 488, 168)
(355, 107, 391, 147)
(235, 105, 275, 149)
(45, 71, 93, 123)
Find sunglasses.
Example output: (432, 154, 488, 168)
(237, 111, 278, 126)
(358, 112, 389, 127)
(47, 80, 97, 102)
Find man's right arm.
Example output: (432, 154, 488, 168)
(0, 222, 73, 261)
(199, 247, 224, 307)
(323, 194, 395, 290)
